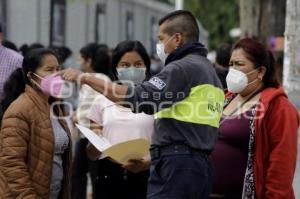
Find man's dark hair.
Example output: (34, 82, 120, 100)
(159, 10, 199, 43)
(0, 23, 2, 33)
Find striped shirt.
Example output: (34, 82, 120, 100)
(0, 45, 23, 99)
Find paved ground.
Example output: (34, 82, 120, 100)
(294, 132, 300, 199)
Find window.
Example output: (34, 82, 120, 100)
(125, 11, 134, 40)
(95, 2, 106, 43)
(50, 0, 66, 46)
(150, 16, 159, 56)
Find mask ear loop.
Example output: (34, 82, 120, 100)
(245, 67, 260, 75)
(247, 78, 259, 86)
(27, 72, 43, 90)
(246, 67, 261, 85)
(164, 34, 176, 47)
(30, 72, 44, 80)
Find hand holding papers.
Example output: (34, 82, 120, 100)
(75, 124, 150, 165)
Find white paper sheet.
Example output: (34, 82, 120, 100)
(75, 124, 112, 151)
(76, 124, 150, 164)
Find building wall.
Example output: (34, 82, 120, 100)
(7, 0, 37, 45)
(65, 0, 89, 54)
(3, 0, 172, 54)
(2, 0, 208, 56)
(4, 0, 50, 46)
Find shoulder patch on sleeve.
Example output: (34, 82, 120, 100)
(148, 77, 166, 90)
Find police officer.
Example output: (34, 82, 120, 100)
(59, 10, 224, 199)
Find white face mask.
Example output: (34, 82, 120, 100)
(226, 68, 259, 93)
(117, 67, 146, 84)
(156, 35, 174, 64)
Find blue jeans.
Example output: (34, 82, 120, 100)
(147, 154, 212, 199)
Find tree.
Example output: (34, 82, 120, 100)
(239, 0, 286, 45)
(284, 1, 300, 196)
(239, 0, 287, 82)
(284, 0, 300, 107)
(185, 0, 239, 50)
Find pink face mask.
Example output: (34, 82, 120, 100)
(31, 73, 71, 98)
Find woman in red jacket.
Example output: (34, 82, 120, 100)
(210, 38, 299, 199)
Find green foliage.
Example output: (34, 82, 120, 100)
(185, 0, 239, 50)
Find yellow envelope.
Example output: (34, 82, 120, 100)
(76, 124, 150, 165)
(103, 139, 150, 165)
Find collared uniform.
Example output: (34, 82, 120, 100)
(124, 43, 224, 199)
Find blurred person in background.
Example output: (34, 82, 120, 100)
(19, 43, 44, 57)
(50, 46, 74, 69)
(71, 43, 114, 199)
(2, 40, 18, 52)
(19, 44, 29, 56)
(0, 23, 23, 101)
(214, 43, 232, 90)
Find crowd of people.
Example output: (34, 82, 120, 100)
(0, 10, 299, 199)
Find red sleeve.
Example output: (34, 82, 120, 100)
(224, 91, 233, 98)
(264, 97, 299, 198)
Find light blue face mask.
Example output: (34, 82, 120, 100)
(117, 67, 146, 84)
(156, 35, 175, 64)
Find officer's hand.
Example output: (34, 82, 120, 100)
(56, 68, 84, 83)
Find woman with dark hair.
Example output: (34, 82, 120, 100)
(0, 48, 72, 199)
(210, 38, 299, 199)
(85, 40, 154, 199)
(71, 43, 114, 199)
(111, 40, 151, 83)
(79, 43, 115, 80)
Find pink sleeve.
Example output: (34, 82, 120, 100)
(86, 96, 105, 125)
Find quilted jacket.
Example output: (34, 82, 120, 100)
(0, 85, 71, 199)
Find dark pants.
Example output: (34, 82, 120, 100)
(147, 154, 212, 199)
(71, 138, 100, 199)
(94, 158, 149, 199)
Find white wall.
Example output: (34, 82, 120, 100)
(106, 0, 122, 48)
(5, 0, 175, 55)
(7, 0, 38, 46)
(65, 0, 89, 55)
(39, 0, 51, 45)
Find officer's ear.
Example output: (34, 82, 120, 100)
(174, 33, 184, 47)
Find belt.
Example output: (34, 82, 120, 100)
(150, 144, 211, 160)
